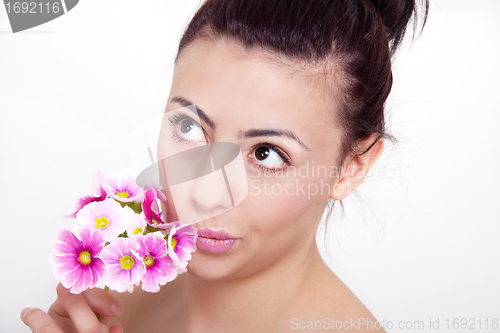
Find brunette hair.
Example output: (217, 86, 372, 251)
(175, 0, 428, 165)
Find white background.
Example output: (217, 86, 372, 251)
(1, 1, 499, 332)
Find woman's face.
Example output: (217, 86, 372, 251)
(161, 37, 344, 280)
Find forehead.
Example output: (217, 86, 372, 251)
(170, 37, 341, 149)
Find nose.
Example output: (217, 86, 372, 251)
(184, 141, 248, 224)
(189, 164, 234, 221)
(164, 142, 246, 225)
(138, 142, 248, 225)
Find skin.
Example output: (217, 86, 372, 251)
(21, 36, 385, 333)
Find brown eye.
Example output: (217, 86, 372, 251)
(255, 147, 269, 161)
(253, 146, 284, 167)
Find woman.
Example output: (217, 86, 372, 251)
(21, 0, 427, 331)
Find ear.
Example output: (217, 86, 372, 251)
(330, 136, 384, 201)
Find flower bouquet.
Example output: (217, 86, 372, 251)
(50, 168, 197, 294)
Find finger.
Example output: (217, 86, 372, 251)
(82, 287, 123, 317)
(55, 283, 106, 332)
(110, 323, 124, 333)
(50, 283, 122, 319)
(20, 307, 64, 333)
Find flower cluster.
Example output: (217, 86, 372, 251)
(50, 169, 197, 294)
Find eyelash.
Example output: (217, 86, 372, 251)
(167, 111, 207, 144)
(167, 112, 292, 174)
(249, 142, 291, 174)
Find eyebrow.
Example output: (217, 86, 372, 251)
(238, 129, 309, 151)
(170, 95, 309, 151)
(171, 96, 217, 131)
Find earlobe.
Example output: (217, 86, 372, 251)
(330, 182, 349, 201)
(329, 136, 384, 201)
(329, 159, 362, 201)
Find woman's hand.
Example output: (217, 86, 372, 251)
(20, 283, 123, 333)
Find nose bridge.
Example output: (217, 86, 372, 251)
(137, 141, 248, 225)
(190, 164, 233, 217)
(188, 141, 247, 223)
(190, 141, 236, 213)
(165, 142, 236, 225)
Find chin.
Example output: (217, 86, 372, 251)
(186, 250, 241, 281)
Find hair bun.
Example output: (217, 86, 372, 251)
(368, 0, 428, 52)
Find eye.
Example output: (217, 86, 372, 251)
(250, 142, 291, 173)
(177, 118, 205, 142)
(168, 112, 207, 144)
(254, 146, 284, 168)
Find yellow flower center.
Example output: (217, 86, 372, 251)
(133, 227, 142, 235)
(78, 251, 92, 265)
(119, 255, 135, 270)
(171, 236, 178, 252)
(116, 191, 130, 198)
(144, 255, 154, 267)
(95, 216, 110, 229)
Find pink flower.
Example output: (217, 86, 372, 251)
(142, 188, 165, 226)
(123, 206, 147, 237)
(136, 233, 177, 293)
(99, 237, 145, 293)
(145, 184, 167, 204)
(163, 222, 197, 273)
(50, 225, 106, 294)
(66, 170, 107, 218)
(76, 198, 129, 242)
(102, 169, 143, 203)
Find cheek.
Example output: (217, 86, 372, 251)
(246, 174, 328, 236)
(249, 186, 302, 231)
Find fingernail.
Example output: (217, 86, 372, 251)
(110, 302, 122, 316)
(20, 308, 31, 318)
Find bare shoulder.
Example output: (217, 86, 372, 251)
(284, 266, 386, 333)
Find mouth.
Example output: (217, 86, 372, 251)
(196, 228, 238, 253)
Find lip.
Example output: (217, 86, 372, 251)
(196, 228, 238, 253)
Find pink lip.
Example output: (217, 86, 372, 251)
(196, 228, 238, 253)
